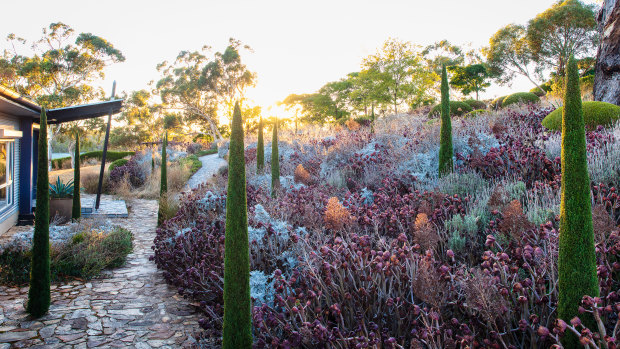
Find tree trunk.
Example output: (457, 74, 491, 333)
(594, 0, 620, 105)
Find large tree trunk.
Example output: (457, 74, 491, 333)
(593, 0, 620, 105)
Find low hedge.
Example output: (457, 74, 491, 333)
(52, 151, 135, 169)
(428, 101, 473, 117)
(502, 92, 540, 107)
(541, 101, 620, 131)
(0, 227, 132, 285)
(465, 109, 489, 118)
(490, 96, 507, 110)
(108, 159, 129, 172)
(179, 154, 203, 175)
(463, 99, 487, 110)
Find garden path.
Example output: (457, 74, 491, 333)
(0, 199, 202, 348)
(185, 153, 227, 191)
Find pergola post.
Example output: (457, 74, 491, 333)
(95, 81, 116, 210)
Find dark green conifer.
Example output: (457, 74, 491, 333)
(438, 65, 453, 177)
(72, 130, 81, 220)
(27, 108, 51, 317)
(257, 116, 264, 173)
(158, 132, 168, 226)
(271, 117, 280, 198)
(558, 56, 599, 345)
(222, 102, 252, 349)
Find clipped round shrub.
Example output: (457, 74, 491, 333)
(490, 95, 507, 110)
(108, 159, 129, 172)
(465, 109, 488, 118)
(109, 160, 145, 188)
(530, 87, 546, 97)
(502, 92, 540, 107)
(541, 101, 620, 131)
(463, 99, 487, 110)
(428, 101, 472, 117)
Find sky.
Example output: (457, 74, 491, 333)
(1, 0, 600, 116)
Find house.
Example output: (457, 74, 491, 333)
(0, 85, 122, 235)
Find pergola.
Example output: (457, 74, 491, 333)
(0, 84, 123, 218)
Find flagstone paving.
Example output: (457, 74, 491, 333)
(0, 199, 202, 348)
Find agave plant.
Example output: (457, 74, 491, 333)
(49, 177, 74, 199)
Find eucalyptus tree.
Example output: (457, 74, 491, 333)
(155, 38, 256, 141)
(363, 38, 436, 114)
(484, 24, 546, 93)
(526, 0, 597, 76)
(0, 22, 125, 166)
(448, 64, 491, 100)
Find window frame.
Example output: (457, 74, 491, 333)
(0, 140, 15, 212)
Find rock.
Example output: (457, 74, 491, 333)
(217, 140, 229, 159)
(0, 330, 37, 342)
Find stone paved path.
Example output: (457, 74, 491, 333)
(184, 154, 226, 191)
(0, 199, 202, 348)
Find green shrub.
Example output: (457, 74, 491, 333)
(557, 56, 599, 345)
(541, 101, 620, 131)
(463, 99, 486, 110)
(502, 92, 540, 107)
(28, 108, 50, 317)
(179, 154, 202, 175)
(438, 65, 454, 177)
(52, 150, 135, 169)
(530, 87, 546, 97)
(158, 132, 168, 226)
(429, 101, 473, 117)
(465, 109, 488, 118)
(108, 159, 129, 172)
(490, 95, 507, 109)
(223, 102, 252, 349)
(195, 148, 218, 157)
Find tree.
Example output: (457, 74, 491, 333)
(257, 116, 264, 173)
(157, 132, 168, 226)
(557, 56, 599, 345)
(72, 131, 81, 220)
(438, 66, 453, 177)
(527, 0, 598, 76)
(319, 79, 354, 121)
(222, 102, 252, 349)
(348, 69, 390, 117)
(448, 64, 491, 100)
(422, 40, 465, 74)
(27, 108, 51, 317)
(363, 38, 436, 113)
(484, 24, 546, 92)
(0, 22, 124, 167)
(593, 0, 620, 105)
(112, 90, 161, 147)
(271, 117, 280, 198)
(155, 39, 256, 140)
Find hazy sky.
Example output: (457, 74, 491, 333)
(1, 0, 600, 113)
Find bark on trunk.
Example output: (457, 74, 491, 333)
(594, 0, 620, 105)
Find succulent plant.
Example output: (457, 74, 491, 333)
(49, 176, 74, 199)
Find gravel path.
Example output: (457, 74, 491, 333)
(0, 199, 202, 348)
(185, 154, 227, 191)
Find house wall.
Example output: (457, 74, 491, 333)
(0, 111, 21, 235)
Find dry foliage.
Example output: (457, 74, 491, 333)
(488, 185, 508, 212)
(413, 213, 439, 251)
(412, 259, 450, 309)
(81, 172, 108, 194)
(592, 204, 616, 244)
(345, 119, 361, 131)
(294, 164, 311, 185)
(498, 200, 534, 238)
(462, 268, 508, 324)
(324, 197, 352, 231)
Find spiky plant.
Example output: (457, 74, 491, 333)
(27, 108, 51, 317)
(558, 56, 599, 345)
(438, 65, 453, 177)
(222, 102, 252, 349)
(157, 132, 168, 226)
(72, 130, 81, 220)
(271, 117, 280, 198)
(257, 116, 264, 173)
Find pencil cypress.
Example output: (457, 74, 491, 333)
(438, 65, 453, 177)
(222, 102, 252, 349)
(158, 132, 168, 226)
(257, 116, 264, 173)
(72, 130, 81, 220)
(271, 117, 280, 198)
(558, 56, 599, 345)
(27, 108, 51, 317)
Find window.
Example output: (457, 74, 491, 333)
(0, 141, 14, 211)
